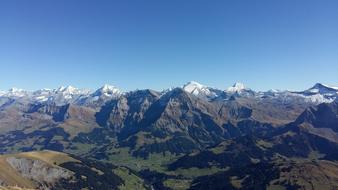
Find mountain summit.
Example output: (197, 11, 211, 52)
(182, 81, 220, 99)
(183, 81, 208, 95)
(226, 82, 246, 93)
(93, 84, 122, 97)
(306, 83, 338, 94)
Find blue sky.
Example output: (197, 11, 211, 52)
(0, 0, 337, 91)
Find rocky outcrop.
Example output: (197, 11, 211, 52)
(6, 157, 72, 189)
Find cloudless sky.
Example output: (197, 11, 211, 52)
(0, 0, 337, 91)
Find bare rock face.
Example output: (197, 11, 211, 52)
(0, 179, 5, 186)
(6, 157, 72, 188)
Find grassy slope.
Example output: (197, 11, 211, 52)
(113, 167, 147, 190)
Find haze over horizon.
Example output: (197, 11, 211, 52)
(0, 0, 337, 91)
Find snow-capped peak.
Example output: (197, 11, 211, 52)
(182, 81, 220, 99)
(34, 88, 52, 93)
(268, 89, 282, 93)
(50, 85, 90, 102)
(227, 82, 246, 93)
(93, 84, 122, 97)
(183, 81, 205, 94)
(7, 88, 27, 97)
(57, 86, 91, 95)
(57, 86, 77, 93)
(288, 83, 338, 104)
(9, 87, 25, 92)
(307, 83, 338, 93)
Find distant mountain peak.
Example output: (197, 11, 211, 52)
(310, 83, 338, 91)
(93, 84, 122, 97)
(57, 85, 77, 93)
(304, 83, 338, 95)
(182, 81, 220, 99)
(183, 81, 205, 93)
(227, 82, 246, 93)
(8, 87, 25, 92)
(56, 86, 91, 95)
(290, 83, 338, 104)
(7, 87, 27, 97)
(100, 84, 119, 91)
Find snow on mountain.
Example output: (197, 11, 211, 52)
(183, 81, 205, 94)
(0, 82, 337, 105)
(0, 84, 123, 106)
(56, 86, 91, 98)
(182, 81, 220, 99)
(32, 88, 54, 102)
(7, 88, 28, 97)
(293, 83, 338, 103)
(304, 83, 338, 95)
(161, 87, 174, 95)
(92, 84, 122, 98)
(28, 86, 88, 105)
(224, 82, 338, 104)
(227, 82, 246, 93)
(0, 86, 91, 105)
(262, 83, 338, 104)
(302, 93, 333, 103)
(264, 89, 284, 95)
(225, 82, 257, 98)
(76, 84, 123, 106)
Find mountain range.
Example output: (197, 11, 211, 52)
(1, 82, 337, 105)
(0, 82, 338, 190)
